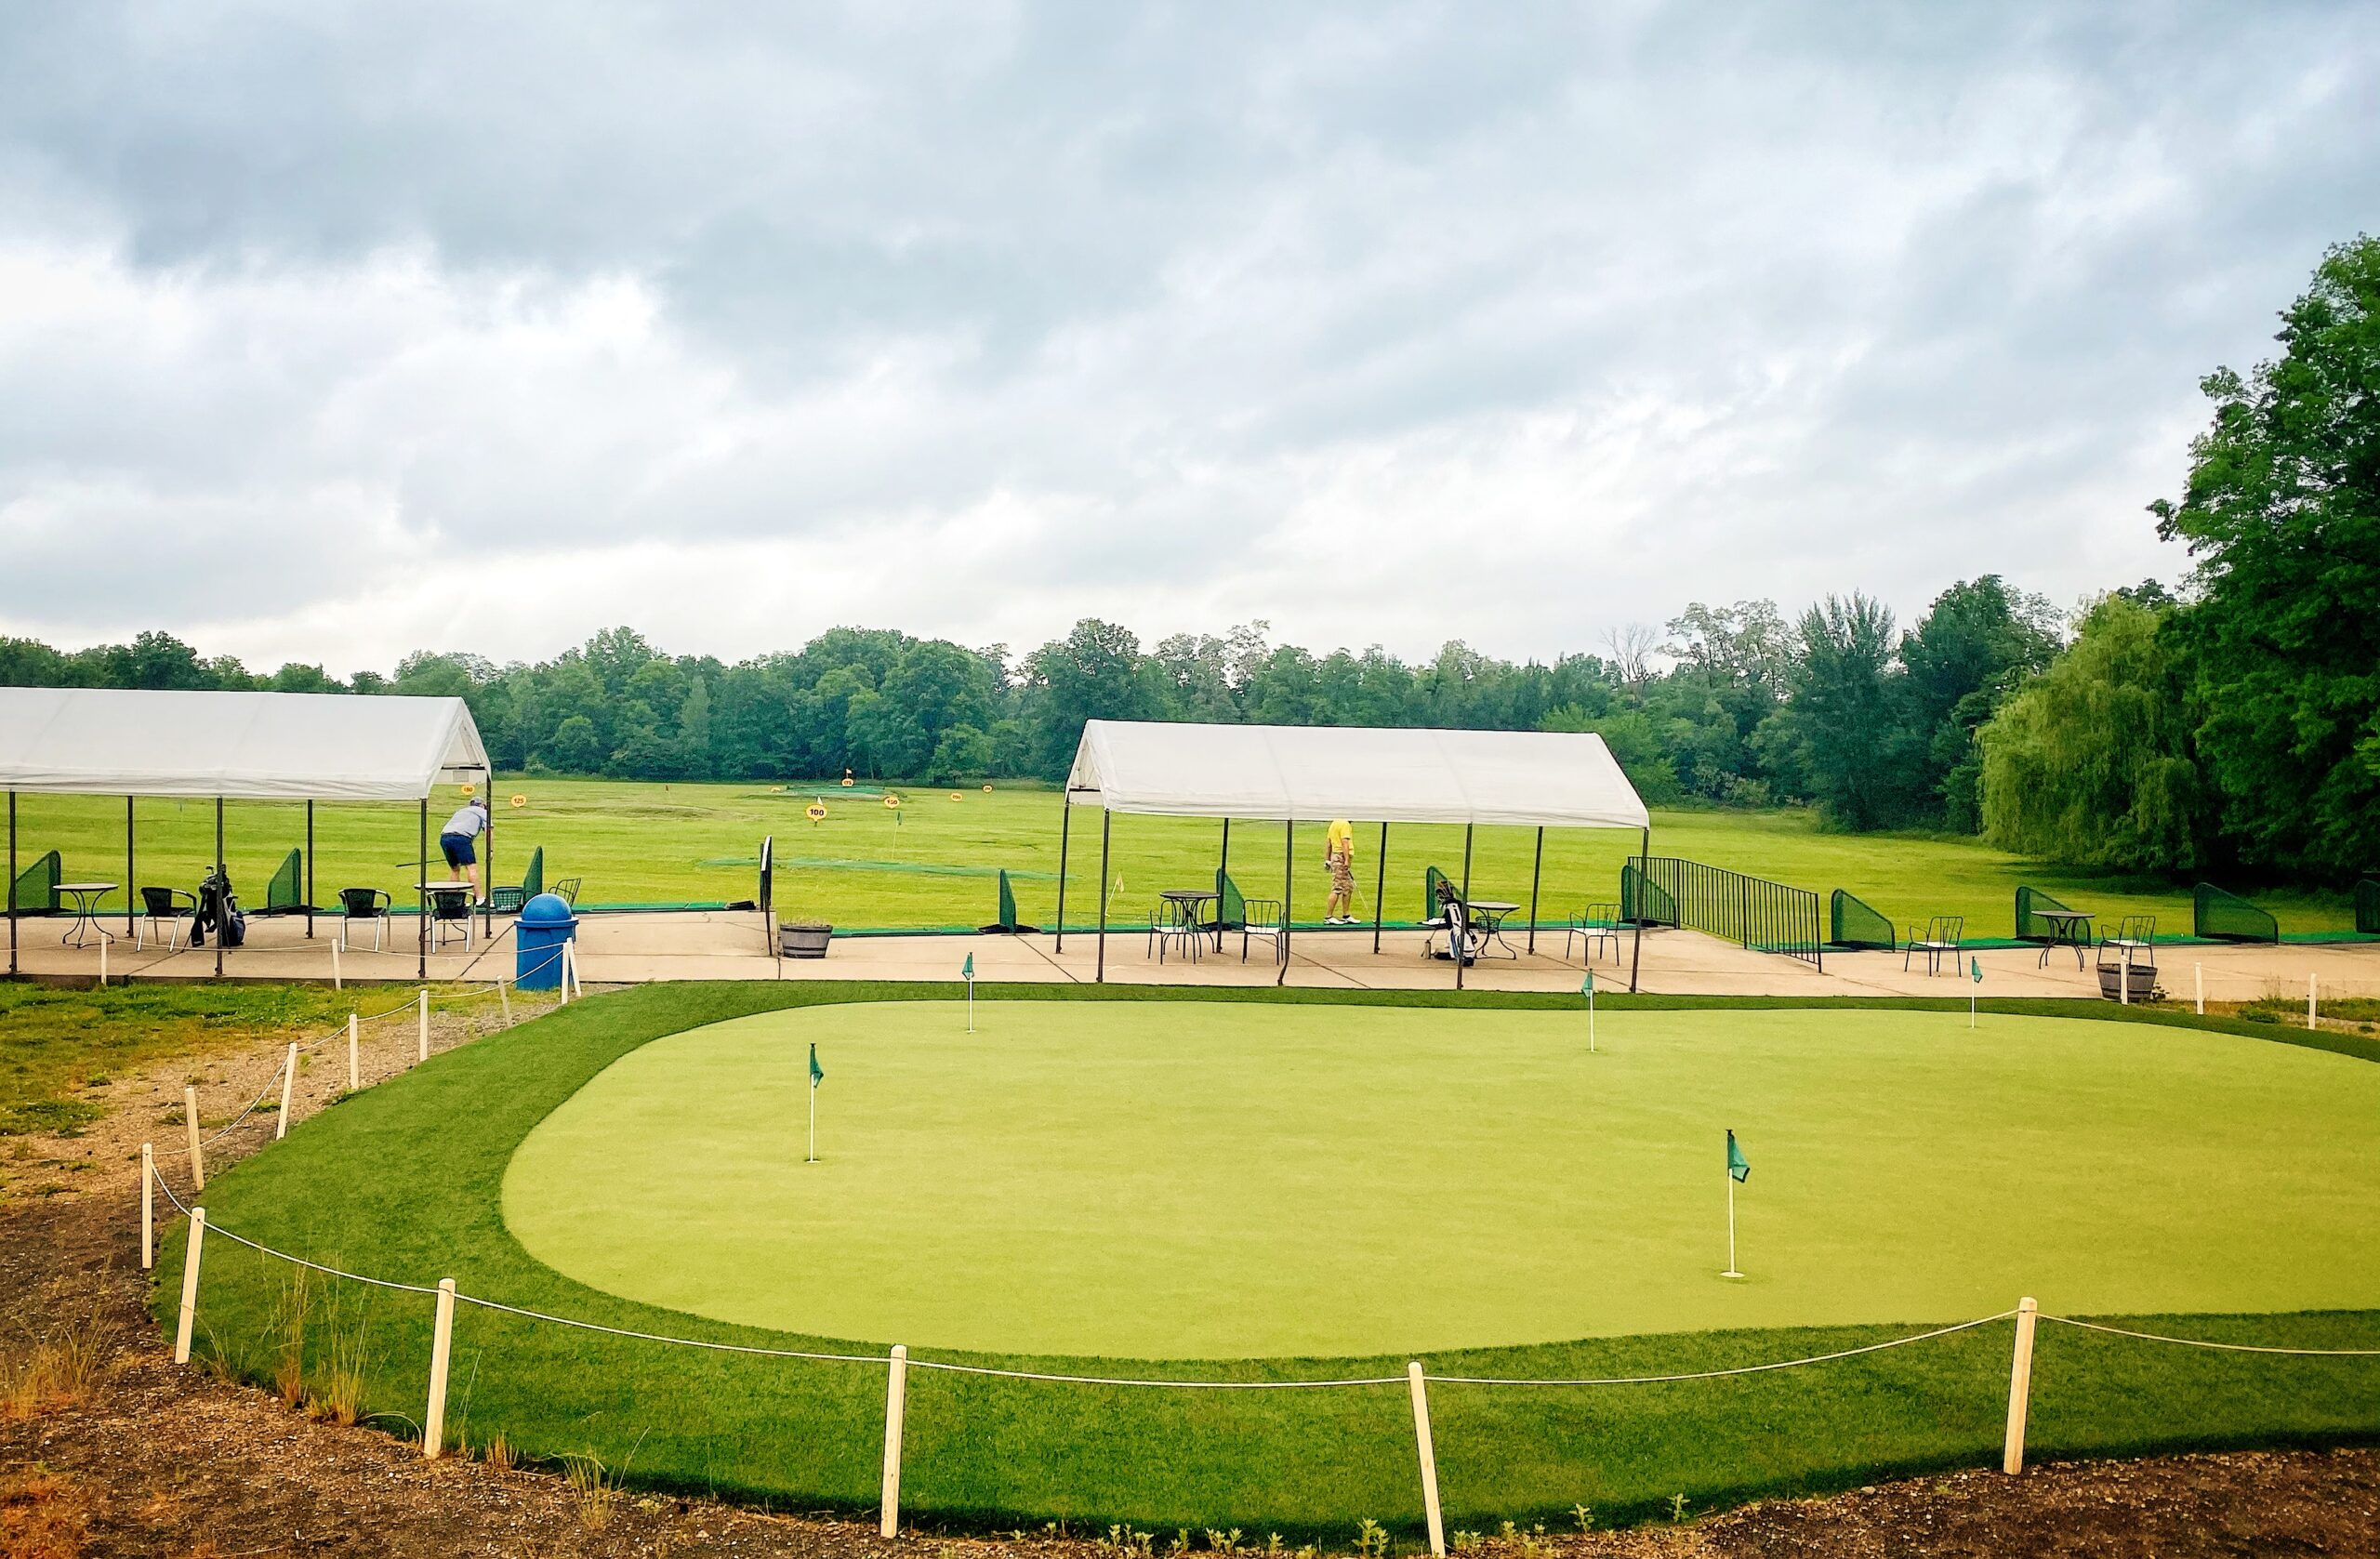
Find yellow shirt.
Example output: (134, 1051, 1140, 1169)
(1325, 819, 1355, 858)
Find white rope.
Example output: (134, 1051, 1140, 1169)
(1423, 1311, 2016, 1386)
(146, 1161, 443, 1296)
(2042, 1315, 2380, 1357)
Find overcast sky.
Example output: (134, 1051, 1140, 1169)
(1, 2, 2373, 678)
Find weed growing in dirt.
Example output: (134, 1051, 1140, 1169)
(0, 1279, 112, 1419)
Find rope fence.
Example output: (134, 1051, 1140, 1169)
(135, 1150, 2380, 1551)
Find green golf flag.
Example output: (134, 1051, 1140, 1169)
(1726, 1130, 1750, 1183)
(962, 952, 975, 980)
(809, 1043, 824, 1089)
(1580, 969, 1594, 996)
(1970, 956, 1982, 984)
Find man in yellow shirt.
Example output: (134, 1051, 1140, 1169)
(1324, 818, 1357, 924)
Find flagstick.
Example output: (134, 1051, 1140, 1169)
(1723, 1174, 1743, 1279)
(967, 978, 975, 1035)
(1588, 985, 1595, 1053)
(807, 1078, 818, 1165)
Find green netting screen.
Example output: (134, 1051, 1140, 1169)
(996, 868, 1020, 931)
(2015, 886, 2076, 942)
(10, 849, 60, 915)
(2193, 882, 2279, 944)
(1619, 863, 1679, 928)
(1423, 865, 1452, 919)
(2359, 879, 2379, 936)
(264, 848, 305, 914)
(1830, 889, 1897, 950)
(1214, 871, 1247, 931)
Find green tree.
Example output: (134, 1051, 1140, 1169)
(546, 714, 604, 773)
(928, 722, 994, 785)
(1897, 576, 2063, 831)
(2151, 237, 2380, 877)
(1977, 596, 2205, 870)
(1773, 594, 1913, 829)
(1021, 619, 1161, 776)
(1540, 704, 1682, 804)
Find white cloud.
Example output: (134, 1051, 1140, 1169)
(1, 0, 2374, 672)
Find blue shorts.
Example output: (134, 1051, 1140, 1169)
(440, 832, 477, 868)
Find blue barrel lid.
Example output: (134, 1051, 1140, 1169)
(519, 892, 576, 928)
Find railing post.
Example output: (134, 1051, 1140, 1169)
(497, 978, 511, 1026)
(2002, 1296, 2039, 1474)
(276, 1042, 298, 1139)
(417, 987, 430, 1061)
(140, 1143, 154, 1270)
(423, 1277, 457, 1459)
(184, 1084, 205, 1191)
(174, 1208, 207, 1364)
(880, 1343, 909, 1539)
(2308, 973, 2319, 1031)
(348, 1013, 360, 1091)
(1408, 1361, 1446, 1558)
(2194, 962, 2203, 1016)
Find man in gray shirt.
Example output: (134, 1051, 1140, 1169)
(439, 796, 491, 902)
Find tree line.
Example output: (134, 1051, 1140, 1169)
(3, 239, 2372, 885)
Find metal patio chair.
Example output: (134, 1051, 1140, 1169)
(1567, 901, 1622, 962)
(1903, 915, 1965, 976)
(337, 887, 392, 952)
(135, 886, 197, 952)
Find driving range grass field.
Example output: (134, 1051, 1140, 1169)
(156, 983, 2380, 1534)
(12, 777, 2364, 937)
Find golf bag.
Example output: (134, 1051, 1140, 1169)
(191, 865, 245, 949)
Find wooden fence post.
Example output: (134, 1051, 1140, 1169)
(173, 1208, 207, 1365)
(331, 936, 341, 990)
(2194, 962, 2203, 1016)
(99, 935, 108, 988)
(879, 1344, 908, 1539)
(1408, 1362, 1447, 1558)
(276, 1042, 298, 1140)
(417, 988, 430, 1061)
(2308, 973, 2319, 1031)
(347, 1013, 360, 1091)
(2002, 1296, 2039, 1474)
(496, 978, 511, 1027)
(140, 1143, 153, 1270)
(184, 1084, 205, 1191)
(423, 1277, 457, 1459)
(559, 941, 573, 1006)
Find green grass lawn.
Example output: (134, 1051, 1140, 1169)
(9, 779, 2360, 937)
(158, 983, 2380, 1534)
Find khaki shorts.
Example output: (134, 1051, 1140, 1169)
(1329, 855, 1355, 893)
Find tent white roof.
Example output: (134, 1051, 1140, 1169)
(0, 688, 490, 802)
(1065, 720, 1650, 830)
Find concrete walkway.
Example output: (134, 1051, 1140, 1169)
(11, 905, 2379, 1003)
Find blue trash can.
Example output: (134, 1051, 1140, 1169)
(515, 892, 577, 990)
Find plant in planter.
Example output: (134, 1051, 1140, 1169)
(780, 918, 833, 959)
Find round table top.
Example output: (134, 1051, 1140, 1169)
(2033, 908, 2092, 921)
(1160, 889, 1219, 901)
(56, 882, 117, 893)
(1468, 900, 1521, 913)
(416, 881, 478, 892)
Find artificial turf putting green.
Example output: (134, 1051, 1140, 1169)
(504, 1002, 2380, 1360)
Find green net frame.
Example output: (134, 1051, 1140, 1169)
(1214, 871, 1247, 931)
(2015, 886, 2077, 942)
(2359, 879, 2379, 936)
(2193, 882, 2279, 944)
(1830, 889, 1897, 950)
(263, 848, 306, 914)
(1620, 863, 1678, 928)
(10, 849, 60, 915)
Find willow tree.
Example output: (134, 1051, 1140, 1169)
(1977, 596, 2204, 871)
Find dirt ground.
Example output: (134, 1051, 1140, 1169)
(4, 1017, 2378, 1558)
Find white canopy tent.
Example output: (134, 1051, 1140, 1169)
(1057, 720, 1654, 987)
(4, 688, 491, 977)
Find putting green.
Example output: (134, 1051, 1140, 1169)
(501, 1002, 2380, 1359)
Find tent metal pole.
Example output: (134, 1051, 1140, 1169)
(305, 800, 315, 939)
(1093, 809, 1110, 984)
(214, 798, 225, 979)
(1455, 823, 1474, 991)
(7, 790, 16, 977)
(1276, 818, 1291, 987)
(1372, 821, 1387, 954)
(1219, 817, 1230, 883)
(1052, 794, 1072, 952)
(1527, 826, 1544, 954)
(1628, 826, 1647, 994)
(125, 796, 135, 937)
(417, 799, 429, 981)
(480, 770, 493, 939)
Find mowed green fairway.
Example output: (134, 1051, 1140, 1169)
(10, 777, 2360, 935)
(506, 1003, 2380, 1359)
